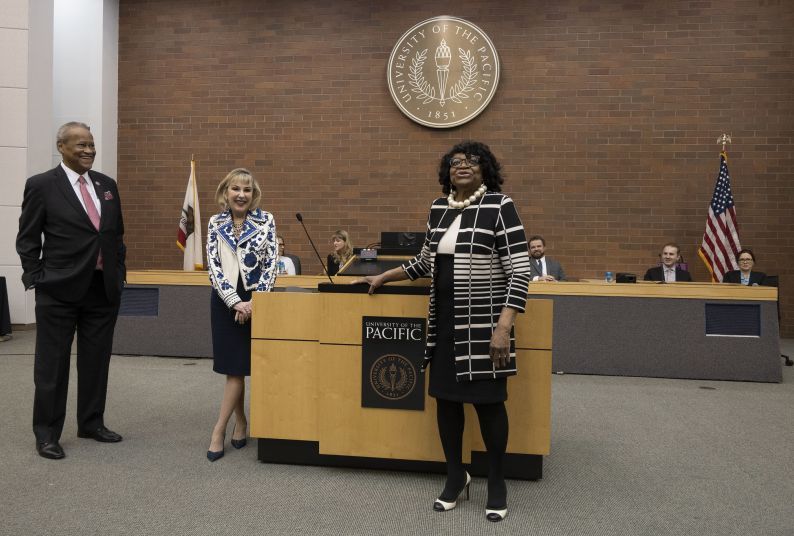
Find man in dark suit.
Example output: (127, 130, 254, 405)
(16, 122, 127, 460)
(643, 243, 692, 282)
(528, 235, 566, 282)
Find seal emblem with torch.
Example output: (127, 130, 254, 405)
(387, 16, 500, 128)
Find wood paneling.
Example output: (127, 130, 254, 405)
(250, 290, 553, 464)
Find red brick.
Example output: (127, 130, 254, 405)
(117, 0, 794, 335)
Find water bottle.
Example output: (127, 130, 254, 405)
(278, 260, 286, 274)
(605, 271, 613, 283)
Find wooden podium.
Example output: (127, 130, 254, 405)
(250, 283, 552, 479)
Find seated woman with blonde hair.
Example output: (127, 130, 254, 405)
(327, 230, 353, 276)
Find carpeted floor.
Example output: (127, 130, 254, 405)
(0, 331, 791, 536)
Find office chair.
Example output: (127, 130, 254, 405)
(284, 254, 302, 275)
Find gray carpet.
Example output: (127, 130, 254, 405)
(0, 330, 792, 536)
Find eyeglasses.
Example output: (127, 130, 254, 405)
(738, 257, 753, 262)
(449, 155, 481, 168)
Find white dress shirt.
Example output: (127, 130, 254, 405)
(61, 162, 102, 217)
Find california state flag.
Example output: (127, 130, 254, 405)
(177, 160, 204, 270)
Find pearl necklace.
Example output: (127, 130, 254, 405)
(448, 184, 487, 209)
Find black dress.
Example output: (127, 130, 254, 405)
(210, 277, 252, 376)
(428, 254, 507, 403)
(327, 254, 340, 276)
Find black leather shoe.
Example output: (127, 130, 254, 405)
(230, 422, 247, 449)
(37, 441, 65, 460)
(77, 426, 123, 443)
(206, 448, 225, 462)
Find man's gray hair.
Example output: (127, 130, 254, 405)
(56, 122, 91, 144)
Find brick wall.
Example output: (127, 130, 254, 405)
(118, 0, 794, 336)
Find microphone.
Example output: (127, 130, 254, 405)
(296, 213, 334, 285)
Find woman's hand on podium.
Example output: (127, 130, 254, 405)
(352, 267, 409, 294)
(352, 274, 387, 295)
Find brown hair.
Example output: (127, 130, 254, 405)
(331, 230, 353, 264)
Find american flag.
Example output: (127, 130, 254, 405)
(698, 152, 741, 282)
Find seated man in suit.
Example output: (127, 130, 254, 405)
(644, 243, 693, 282)
(528, 235, 566, 282)
(723, 248, 765, 285)
(276, 234, 301, 275)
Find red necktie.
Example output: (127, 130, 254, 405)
(78, 176, 103, 269)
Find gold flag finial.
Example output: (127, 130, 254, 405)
(716, 134, 731, 152)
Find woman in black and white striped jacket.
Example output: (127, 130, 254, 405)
(358, 141, 531, 522)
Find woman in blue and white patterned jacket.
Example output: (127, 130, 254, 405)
(205, 168, 277, 461)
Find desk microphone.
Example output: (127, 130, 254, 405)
(295, 213, 334, 285)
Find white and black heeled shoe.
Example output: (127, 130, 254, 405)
(485, 507, 508, 522)
(433, 472, 472, 512)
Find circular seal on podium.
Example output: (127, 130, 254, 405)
(369, 354, 417, 400)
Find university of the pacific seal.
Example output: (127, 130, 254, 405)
(370, 354, 417, 400)
(387, 16, 500, 128)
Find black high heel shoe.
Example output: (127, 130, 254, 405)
(207, 433, 225, 461)
(230, 422, 247, 449)
(433, 472, 472, 512)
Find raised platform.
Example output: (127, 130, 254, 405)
(114, 272, 782, 382)
(113, 271, 425, 358)
(527, 280, 781, 382)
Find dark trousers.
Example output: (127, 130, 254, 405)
(32, 271, 120, 443)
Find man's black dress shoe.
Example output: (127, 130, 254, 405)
(37, 441, 65, 460)
(77, 426, 123, 443)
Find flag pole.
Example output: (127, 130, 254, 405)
(190, 155, 198, 217)
(717, 133, 731, 155)
(698, 134, 740, 282)
(190, 155, 203, 270)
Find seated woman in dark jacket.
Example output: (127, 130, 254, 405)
(723, 248, 766, 285)
(327, 230, 353, 276)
